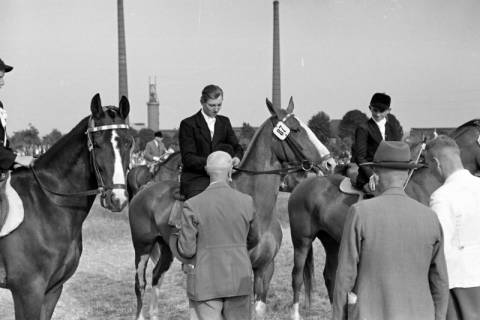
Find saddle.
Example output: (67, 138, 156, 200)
(0, 172, 25, 237)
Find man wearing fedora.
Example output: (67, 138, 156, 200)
(0, 58, 34, 171)
(352, 92, 403, 193)
(175, 151, 258, 320)
(333, 141, 449, 320)
(426, 135, 480, 320)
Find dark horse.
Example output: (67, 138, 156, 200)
(128, 98, 337, 320)
(0, 94, 132, 320)
(287, 120, 480, 320)
(126, 151, 182, 200)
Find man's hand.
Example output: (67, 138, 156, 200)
(14, 155, 34, 167)
(232, 157, 241, 167)
(368, 173, 379, 192)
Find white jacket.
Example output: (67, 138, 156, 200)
(430, 169, 480, 288)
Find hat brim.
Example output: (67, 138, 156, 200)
(360, 161, 424, 170)
(168, 233, 196, 265)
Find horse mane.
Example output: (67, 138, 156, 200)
(451, 119, 480, 138)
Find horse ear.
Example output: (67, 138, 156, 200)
(119, 96, 130, 119)
(286, 96, 294, 114)
(266, 98, 278, 117)
(90, 93, 103, 118)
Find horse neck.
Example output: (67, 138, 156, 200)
(405, 167, 442, 205)
(233, 122, 282, 222)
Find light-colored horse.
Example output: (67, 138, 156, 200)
(128, 98, 336, 320)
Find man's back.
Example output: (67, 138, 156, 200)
(180, 181, 254, 301)
(334, 188, 448, 320)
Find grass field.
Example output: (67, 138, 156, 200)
(0, 193, 331, 319)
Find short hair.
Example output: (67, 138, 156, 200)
(154, 131, 163, 138)
(200, 85, 223, 103)
(426, 135, 460, 158)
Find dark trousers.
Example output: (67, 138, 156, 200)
(189, 295, 251, 320)
(447, 286, 480, 320)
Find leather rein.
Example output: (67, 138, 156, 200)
(31, 117, 130, 198)
(233, 113, 332, 176)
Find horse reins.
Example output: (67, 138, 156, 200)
(233, 113, 331, 175)
(31, 117, 129, 198)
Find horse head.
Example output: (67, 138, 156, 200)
(266, 97, 336, 176)
(451, 119, 480, 175)
(88, 93, 132, 212)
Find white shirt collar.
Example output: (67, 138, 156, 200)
(372, 117, 387, 139)
(200, 108, 216, 138)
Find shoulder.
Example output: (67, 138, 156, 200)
(216, 115, 231, 124)
(180, 112, 200, 126)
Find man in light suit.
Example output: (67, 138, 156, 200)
(179, 85, 243, 199)
(143, 130, 167, 165)
(333, 141, 449, 320)
(426, 135, 480, 320)
(352, 92, 403, 193)
(176, 151, 258, 320)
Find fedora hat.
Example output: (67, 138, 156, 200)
(360, 141, 422, 169)
(0, 59, 13, 73)
(370, 92, 390, 111)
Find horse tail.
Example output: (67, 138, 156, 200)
(303, 243, 315, 309)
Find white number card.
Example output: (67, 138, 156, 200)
(273, 121, 290, 140)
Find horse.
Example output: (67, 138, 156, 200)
(287, 119, 480, 320)
(126, 151, 182, 200)
(128, 97, 337, 320)
(0, 94, 132, 320)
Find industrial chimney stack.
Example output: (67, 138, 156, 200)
(272, 0, 281, 110)
(117, 0, 129, 107)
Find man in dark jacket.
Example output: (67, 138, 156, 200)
(179, 84, 243, 199)
(352, 92, 403, 192)
(0, 58, 34, 171)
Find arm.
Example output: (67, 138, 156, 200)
(224, 118, 243, 161)
(354, 126, 374, 179)
(430, 192, 454, 268)
(246, 199, 260, 250)
(332, 206, 362, 320)
(177, 201, 199, 259)
(179, 120, 207, 172)
(143, 142, 155, 161)
(428, 222, 449, 320)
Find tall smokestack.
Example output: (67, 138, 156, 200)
(272, 0, 281, 109)
(117, 0, 129, 108)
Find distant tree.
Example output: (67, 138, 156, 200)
(240, 122, 255, 141)
(387, 113, 404, 138)
(308, 111, 331, 143)
(10, 124, 41, 150)
(137, 128, 155, 151)
(338, 109, 368, 139)
(163, 130, 179, 150)
(42, 129, 63, 146)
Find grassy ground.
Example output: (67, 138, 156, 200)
(0, 193, 331, 319)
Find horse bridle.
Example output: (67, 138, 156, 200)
(31, 117, 130, 199)
(234, 113, 332, 175)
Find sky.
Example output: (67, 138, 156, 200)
(1, 0, 480, 136)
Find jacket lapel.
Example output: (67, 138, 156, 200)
(368, 119, 383, 143)
(194, 111, 212, 143)
(211, 117, 223, 146)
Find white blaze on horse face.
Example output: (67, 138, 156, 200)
(297, 118, 330, 157)
(111, 131, 128, 204)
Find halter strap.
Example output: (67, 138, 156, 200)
(86, 123, 130, 133)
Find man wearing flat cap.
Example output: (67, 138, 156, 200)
(0, 58, 34, 172)
(333, 141, 449, 320)
(175, 151, 259, 320)
(352, 92, 403, 193)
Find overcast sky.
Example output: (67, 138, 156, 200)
(1, 0, 480, 136)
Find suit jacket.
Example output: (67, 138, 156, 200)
(430, 169, 480, 289)
(179, 111, 243, 198)
(0, 101, 16, 170)
(177, 181, 256, 301)
(333, 188, 449, 320)
(143, 138, 166, 163)
(352, 116, 403, 187)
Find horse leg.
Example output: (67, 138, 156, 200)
(318, 231, 339, 302)
(253, 260, 274, 320)
(149, 241, 173, 320)
(39, 285, 63, 320)
(11, 283, 46, 320)
(290, 237, 314, 320)
(134, 251, 150, 320)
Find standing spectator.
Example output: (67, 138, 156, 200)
(351, 92, 403, 193)
(179, 84, 243, 199)
(144, 130, 167, 165)
(175, 151, 258, 320)
(427, 135, 480, 320)
(333, 141, 449, 320)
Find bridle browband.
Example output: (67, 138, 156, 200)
(31, 116, 130, 199)
(233, 112, 332, 175)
